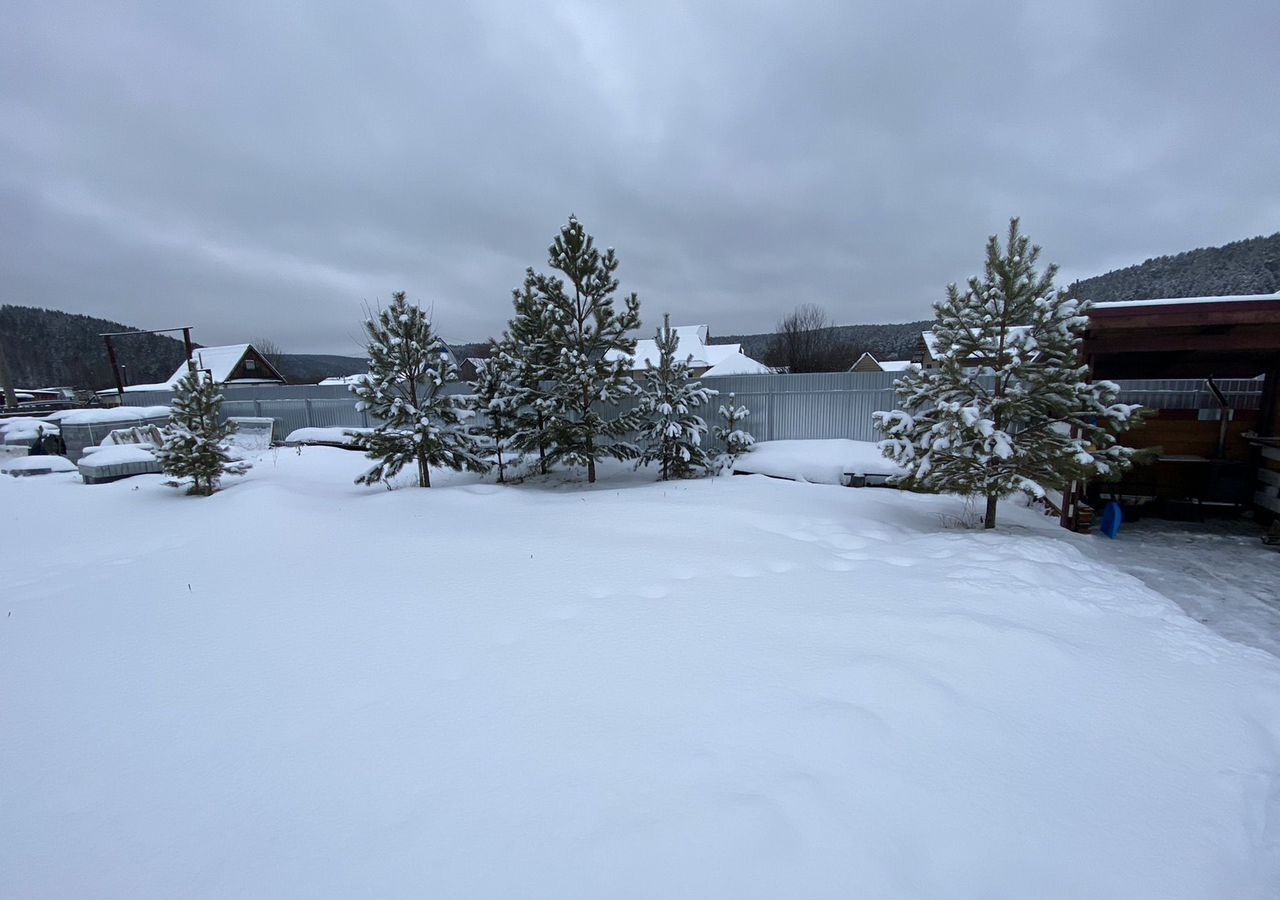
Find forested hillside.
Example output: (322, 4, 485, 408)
(1069, 232, 1280, 301)
(0, 305, 368, 389)
(0, 305, 189, 389)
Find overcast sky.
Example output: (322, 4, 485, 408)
(3, 1, 1277, 354)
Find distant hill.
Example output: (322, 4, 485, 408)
(272, 353, 366, 384)
(0, 305, 369, 390)
(0, 305, 189, 389)
(1069, 232, 1280, 302)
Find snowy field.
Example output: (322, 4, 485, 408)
(3, 448, 1280, 899)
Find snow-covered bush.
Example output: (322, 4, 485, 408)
(874, 218, 1142, 528)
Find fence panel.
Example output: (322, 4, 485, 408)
(113, 372, 1265, 448)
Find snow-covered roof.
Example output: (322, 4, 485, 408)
(119, 344, 284, 392)
(702, 352, 773, 377)
(319, 373, 371, 386)
(1090, 291, 1280, 309)
(921, 331, 940, 358)
(850, 352, 916, 373)
(607, 325, 766, 373)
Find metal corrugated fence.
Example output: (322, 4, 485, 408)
(117, 373, 1265, 446)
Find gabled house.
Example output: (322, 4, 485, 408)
(849, 352, 917, 373)
(120, 343, 286, 393)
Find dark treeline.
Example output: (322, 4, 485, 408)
(721, 320, 932, 372)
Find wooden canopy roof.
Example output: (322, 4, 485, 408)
(1083, 294, 1280, 379)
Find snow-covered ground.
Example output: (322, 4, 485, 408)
(2, 450, 1279, 899)
(1080, 517, 1280, 657)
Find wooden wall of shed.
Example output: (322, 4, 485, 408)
(1120, 409, 1259, 461)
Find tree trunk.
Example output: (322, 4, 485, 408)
(587, 456, 596, 484)
(984, 493, 998, 529)
(418, 453, 431, 488)
(536, 410, 547, 474)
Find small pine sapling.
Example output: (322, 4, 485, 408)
(713, 392, 755, 474)
(351, 292, 488, 488)
(499, 282, 559, 475)
(637, 314, 715, 480)
(156, 368, 247, 496)
(469, 351, 518, 484)
(874, 218, 1142, 528)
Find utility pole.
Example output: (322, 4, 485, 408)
(0, 336, 19, 409)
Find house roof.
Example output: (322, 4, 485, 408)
(703, 352, 773, 376)
(1089, 291, 1280, 310)
(120, 343, 285, 392)
(607, 324, 766, 373)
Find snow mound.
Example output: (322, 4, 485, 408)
(1, 455, 77, 475)
(285, 426, 369, 445)
(0, 416, 60, 443)
(735, 438, 905, 484)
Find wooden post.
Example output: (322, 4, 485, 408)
(0, 337, 19, 408)
(183, 327, 196, 376)
(103, 334, 125, 399)
(1260, 365, 1279, 439)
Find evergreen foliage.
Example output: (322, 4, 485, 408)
(874, 219, 1142, 529)
(350, 292, 487, 488)
(497, 282, 560, 475)
(156, 368, 243, 496)
(524, 215, 643, 483)
(468, 350, 518, 483)
(637, 316, 715, 480)
(713, 392, 755, 473)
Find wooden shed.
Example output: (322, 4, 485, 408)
(1071, 292, 1280, 522)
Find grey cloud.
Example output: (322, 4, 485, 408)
(3, 0, 1277, 353)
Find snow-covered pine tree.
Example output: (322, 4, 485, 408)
(530, 215, 643, 483)
(712, 392, 755, 474)
(156, 367, 243, 496)
(874, 218, 1142, 528)
(637, 314, 715, 480)
(468, 350, 518, 484)
(350, 292, 488, 488)
(498, 281, 559, 475)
